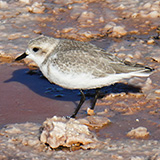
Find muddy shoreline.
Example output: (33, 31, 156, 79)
(0, 0, 160, 159)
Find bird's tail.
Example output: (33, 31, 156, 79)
(111, 60, 154, 75)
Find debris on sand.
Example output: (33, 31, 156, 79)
(127, 126, 150, 139)
(40, 116, 100, 150)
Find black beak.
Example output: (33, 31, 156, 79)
(15, 52, 28, 61)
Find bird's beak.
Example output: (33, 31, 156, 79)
(15, 52, 28, 61)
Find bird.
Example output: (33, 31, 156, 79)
(15, 35, 154, 118)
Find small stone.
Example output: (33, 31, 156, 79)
(148, 11, 159, 18)
(130, 30, 139, 34)
(61, 27, 76, 33)
(27, 2, 45, 14)
(103, 22, 116, 33)
(33, 29, 42, 34)
(127, 127, 150, 138)
(87, 108, 95, 116)
(19, 0, 31, 4)
(21, 34, 29, 38)
(143, 2, 151, 9)
(112, 26, 127, 37)
(5, 126, 22, 134)
(132, 13, 138, 18)
(70, 9, 83, 19)
(147, 39, 155, 44)
(8, 33, 21, 40)
(84, 116, 111, 129)
(155, 89, 160, 94)
(0, 1, 8, 8)
(40, 116, 99, 149)
(99, 16, 104, 23)
(78, 11, 95, 23)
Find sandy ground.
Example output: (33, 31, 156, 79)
(0, 0, 160, 159)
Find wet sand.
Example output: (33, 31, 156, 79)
(1, 62, 160, 140)
(0, 63, 78, 126)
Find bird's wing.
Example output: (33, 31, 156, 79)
(48, 48, 118, 78)
(47, 39, 152, 78)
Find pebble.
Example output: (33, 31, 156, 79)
(8, 33, 21, 40)
(0, 0, 8, 8)
(155, 89, 160, 94)
(131, 13, 138, 18)
(61, 27, 76, 33)
(112, 26, 127, 37)
(99, 16, 104, 23)
(19, 0, 31, 4)
(143, 2, 151, 9)
(148, 11, 159, 18)
(33, 29, 42, 34)
(87, 108, 95, 116)
(78, 11, 95, 23)
(78, 30, 100, 38)
(27, 2, 45, 14)
(127, 127, 150, 138)
(147, 39, 155, 44)
(103, 22, 116, 33)
(70, 8, 84, 19)
(40, 116, 99, 149)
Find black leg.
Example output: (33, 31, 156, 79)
(90, 88, 100, 110)
(70, 89, 85, 118)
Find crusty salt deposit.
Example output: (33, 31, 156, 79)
(40, 116, 99, 149)
(127, 127, 150, 138)
(19, 0, 31, 4)
(0, 0, 8, 8)
(0, 0, 159, 61)
(79, 115, 111, 129)
(26, 2, 45, 14)
(0, 122, 160, 159)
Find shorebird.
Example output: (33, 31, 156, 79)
(15, 35, 153, 118)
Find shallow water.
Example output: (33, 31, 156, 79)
(0, 63, 79, 126)
(1, 62, 160, 141)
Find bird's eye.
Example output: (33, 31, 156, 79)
(32, 47, 39, 52)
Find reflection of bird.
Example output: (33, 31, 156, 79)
(15, 35, 153, 118)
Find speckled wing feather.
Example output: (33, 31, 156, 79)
(48, 39, 152, 77)
(47, 40, 118, 77)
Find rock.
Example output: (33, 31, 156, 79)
(112, 26, 127, 37)
(40, 116, 99, 149)
(103, 22, 116, 33)
(80, 116, 111, 129)
(27, 2, 45, 14)
(147, 39, 155, 44)
(147, 11, 159, 18)
(0, 0, 8, 8)
(87, 108, 95, 116)
(8, 33, 21, 40)
(155, 89, 160, 94)
(78, 11, 95, 23)
(127, 127, 150, 138)
(102, 23, 127, 37)
(19, 0, 31, 4)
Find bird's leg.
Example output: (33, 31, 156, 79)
(70, 89, 85, 118)
(90, 88, 101, 110)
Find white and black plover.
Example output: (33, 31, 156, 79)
(15, 35, 154, 118)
